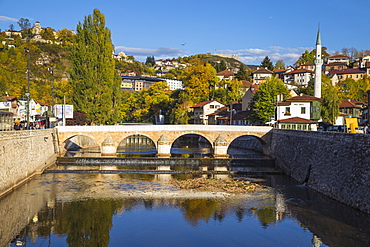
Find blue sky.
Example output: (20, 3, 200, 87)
(1, 0, 369, 65)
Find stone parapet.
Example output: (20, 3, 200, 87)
(0, 129, 59, 197)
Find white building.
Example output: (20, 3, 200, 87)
(283, 69, 313, 87)
(251, 67, 273, 84)
(165, 79, 183, 90)
(275, 94, 322, 131)
(190, 100, 225, 125)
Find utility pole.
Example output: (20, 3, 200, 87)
(48, 66, 55, 115)
(24, 41, 31, 129)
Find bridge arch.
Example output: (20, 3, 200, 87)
(227, 135, 268, 158)
(62, 134, 101, 152)
(117, 134, 157, 157)
(170, 133, 213, 158)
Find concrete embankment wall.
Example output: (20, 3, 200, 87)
(263, 129, 370, 214)
(0, 129, 59, 197)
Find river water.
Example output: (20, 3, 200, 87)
(2, 168, 370, 247)
(2, 137, 370, 247)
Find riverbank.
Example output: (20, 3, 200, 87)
(0, 129, 58, 197)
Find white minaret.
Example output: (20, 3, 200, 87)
(314, 26, 323, 98)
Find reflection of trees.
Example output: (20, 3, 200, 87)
(53, 199, 122, 247)
(177, 199, 220, 227)
(255, 206, 277, 228)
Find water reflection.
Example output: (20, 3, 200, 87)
(117, 134, 157, 157)
(1, 173, 370, 247)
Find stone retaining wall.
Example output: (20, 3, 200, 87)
(0, 129, 59, 197)
(264, 129, 370, 214)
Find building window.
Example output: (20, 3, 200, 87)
(210, 105, 214, 109)
(285, 107, 291, 115)
(301, 107, 306, 114)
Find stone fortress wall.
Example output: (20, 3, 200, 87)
(263, 129, 370, 214)
(0, 129, 58, 197)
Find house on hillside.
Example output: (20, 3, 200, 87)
(273, 68, 294, 81)
(327, 55, 350, 65)
(190, 100, 225, 125)
(216, 70, 235, 81)
(328, 68, 366, 84)
(333, 99, 365, 127)
(283, 69, 313, 87)
(207, 106, 229, 125)
(354, 53, 370, 68)
(251, 67, 273, 84)
(275, 94, 322, 131)
(298, 62, 315, 71)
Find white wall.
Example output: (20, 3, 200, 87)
(276, 102, 311, 120)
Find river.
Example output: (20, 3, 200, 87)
(2, 169, 370, 247)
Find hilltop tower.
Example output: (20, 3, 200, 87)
(314, 26, 323, 98)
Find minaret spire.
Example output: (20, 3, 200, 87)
(316, 23, 321, 46)
(314, 24, 323, 98)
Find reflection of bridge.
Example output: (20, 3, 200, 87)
(56, 125, 272, 158)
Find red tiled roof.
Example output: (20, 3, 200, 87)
(283, 69, 313, 75)
(328, 54, 350, 59)
(285, 94, 322, 101)
(34, 100, 47, 106)
(273, 69, 289, 73)
(191, 100, 218, 108)
(207, 109, 229, 116)
(242, 80, 252, 88)
(278, 117, 317, 124)
(249, 84, 259, 94)
(2, 96, 18, 101)
(339, 99, 362, 108)
(328, 68, 366, 75)
(252, 67, 273, 74)
(216, 70, 235, 76)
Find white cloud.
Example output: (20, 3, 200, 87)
(0, 16, 19, 22)
(115, 46, 186, 57)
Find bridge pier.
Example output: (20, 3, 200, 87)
(213, 135, 229, 158)
(156, 134, 171, 158)
(101, 136, 116, 156)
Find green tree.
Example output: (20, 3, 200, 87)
(17, 18, 32, 39)
(337, 77, 370, 102)
(249, 77, 289, 124)
(235, 64, 251, 81)
(41, 27, 56, 41)
(145, 56, 155, 66)
(70, 9, 121, 125)
(17, 18, 31, 30)
(261, 56, 274, 71)
(215, 60, 227, 72)
(181, 60, 218, 103)
(57, 28, 74, 45)
(295, 47, 330, 66)
(274, 60, 285, 69)
(321, 75, 340, 123)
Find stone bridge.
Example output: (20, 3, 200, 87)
(56, 125, 272, 158)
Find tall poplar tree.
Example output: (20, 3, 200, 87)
(70, 9, 121, 124)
